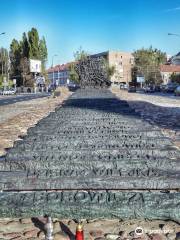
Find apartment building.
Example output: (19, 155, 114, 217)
(91, 51, 134, 84)
(160, 64, 180, 84)
(48, 63, 70, 86)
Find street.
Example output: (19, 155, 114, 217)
(0, 93, 50, 106)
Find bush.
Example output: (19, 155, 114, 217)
(171, 73, 180, 84)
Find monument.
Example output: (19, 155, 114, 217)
(0, 59, 179, 222)
(75, 56, 111, 88)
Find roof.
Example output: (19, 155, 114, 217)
(47, 62, 72, 73)
(160, 64, 180, 73)
(90, 51, 109, 58)
(176, 52, 180, 57)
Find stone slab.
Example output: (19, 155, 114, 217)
(0, 191, 179, 222)
(0, 88, 179, 219)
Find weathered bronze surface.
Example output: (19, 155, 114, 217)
(0, 191, 180, 222)
(75, 56, 111, 87)
(0, 88, 179, 220)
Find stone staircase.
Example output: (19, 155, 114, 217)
(0, 88, 179, 222)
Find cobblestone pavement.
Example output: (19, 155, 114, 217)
(111, 87, 180, 149)
(0, 218, 179, 240)
(0, 87, 71, 156)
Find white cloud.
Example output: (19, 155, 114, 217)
(164, 6, 180, 12)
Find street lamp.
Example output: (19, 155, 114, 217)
(0, 32, 6, 90)
(52, 54, 58, 86)
(52, 54, 58, 68)
(168, 33, 180, 37)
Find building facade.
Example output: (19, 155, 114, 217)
(91, 51, 134, 84)
(160, 65, 180, 84)
(48, 51, 134, 86)
(48, 63, 70, 86)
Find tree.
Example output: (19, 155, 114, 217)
(9, 28, 48, 86)
(69, 48, 89, 83)
(133, 46, 166, 85)
(21, 32, 29, 58)
(19, 57, 30, 86)
(28, 28, 40, 59)
(69, 63, 80, 83)
(9, 39, 22, 85)
(171, 73, 180, 84)
(39, 36, 48, 71)
(74, 47, 88, 61)
(101, 58, 115, 79)
(0, 47, 9, 85)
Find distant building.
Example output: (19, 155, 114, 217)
(48, 63, 70, 86)
(170, 52, 180, 65)
(160, 65, 180, 84)
(91, 51, 134, 84)
(48, 51, 134, 86)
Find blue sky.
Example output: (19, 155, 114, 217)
(1, 0, 180, 67)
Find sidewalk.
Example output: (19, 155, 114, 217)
(111, 87, 180, 148)
(0, 87, 71, 156)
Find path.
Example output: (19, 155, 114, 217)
(0, 88, 179, 221)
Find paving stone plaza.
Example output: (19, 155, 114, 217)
(0, 88, 179, 222)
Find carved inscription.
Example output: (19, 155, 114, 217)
(26, 167, 160, 179)
(0, 88, 180, 219)
(0, 191, 180, 221)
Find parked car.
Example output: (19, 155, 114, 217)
(163, 83, 178, 93)
(143, 86, 155, 93)
(160, 84, 166, 92)
(174, 86, 180, 96)
(154, 85, 161, 92)
(128, 86, 136, 93)
(120, 84, 128, 90)
(68, 83, 80, 91)
(2, 88, 16, 95)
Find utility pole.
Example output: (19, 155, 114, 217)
(0, 32, 6, 90)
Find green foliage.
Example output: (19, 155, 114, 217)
(39, 36, 48, 72)
(0, 75, 3, 87)
(0, 47, 9, 77)
(69, 48, 89, 83)
(73, 47, 88, 61)
(171, 73, 180, 84)
(101, 58, 115, 78)
(9, 39, 21, 84)
(8, 80, 14, 87)
(28, 28, 40, 59)
(21, 33, 29, 58)
(133, 46, 166, 85)
(9, 28, 48, 86)
(107, 65, 115, 78)
(68, 63, 80, 83)
(0, 77, 14, 88)
(100, 58, 115, 79)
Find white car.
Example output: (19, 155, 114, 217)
(3, 89, 16, 95)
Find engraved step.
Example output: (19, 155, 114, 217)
(0, 87, 179, 220)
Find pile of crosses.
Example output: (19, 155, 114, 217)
(75, 57, 111, 88)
